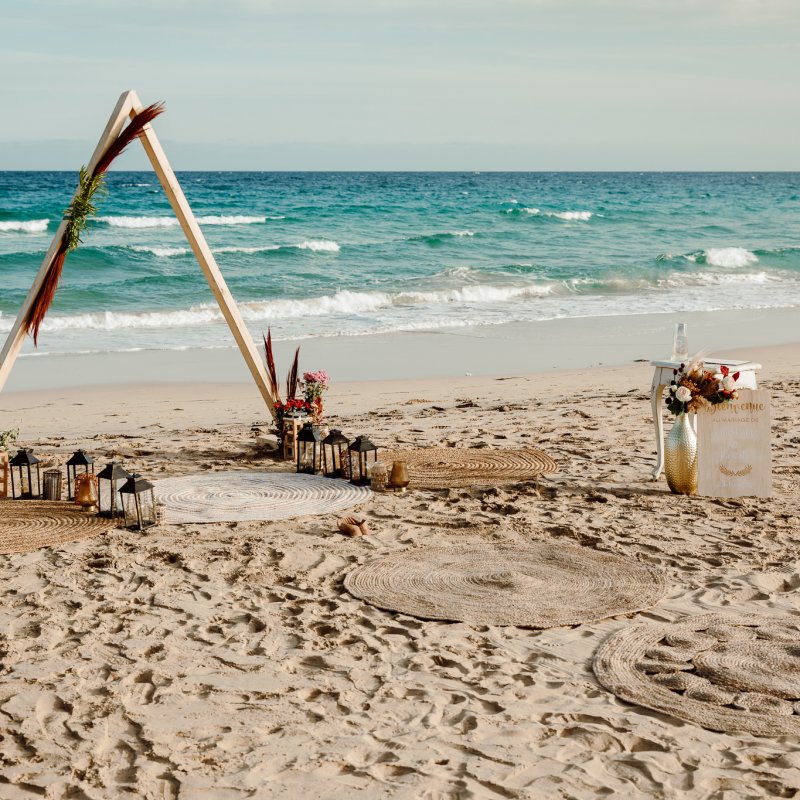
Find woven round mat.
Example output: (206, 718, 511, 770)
(0, 499, 115, 554)
(155, 471, 371, 525)
(344, 542, 667, 628)
(593, 613, 800, 736)
(379, 447, 557, 489)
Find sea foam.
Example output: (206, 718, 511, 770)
(659, 247, 761, 269)
(14, 281, 554, 334)
(506, 208, 593, 221)
(0, 219, 49, 233)
(295, 240, 340, 252)
(132, 246, 190, 257)
(666, 271, 772, 287)
(97, 215, 267, 228)
(549, 210, 593, 221)
(131, 242, 335, 257)
(704, 247, 759, 268)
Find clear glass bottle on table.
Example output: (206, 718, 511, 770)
(672, 322, 688, 362)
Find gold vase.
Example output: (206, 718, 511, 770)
(389, 460, 410, 492)
(664, 412, 697, 495)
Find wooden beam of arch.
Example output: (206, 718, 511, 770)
(0, 90, 277, 420)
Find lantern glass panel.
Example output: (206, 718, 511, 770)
(322, 429, 350, 478)
(10, 449, 41, 500)
(348, 436, 378, 486)
(66, 450, 94, 501)
(119, 475, 157, 530)
(97, 462, 130, 518)
(296, 423, 321, 474)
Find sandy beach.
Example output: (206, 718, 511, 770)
(2, 0, 798, 792)
(1, 338, 799, 798)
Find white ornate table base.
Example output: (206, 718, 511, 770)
(650, 359, 761, 480)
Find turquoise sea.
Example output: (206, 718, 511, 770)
(0, 172, 798, 358)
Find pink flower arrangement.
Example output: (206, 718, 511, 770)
(303, 370, 329, 388)
(303, 370, 330, 423)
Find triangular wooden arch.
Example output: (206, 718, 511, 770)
(0, 90, 277, 419)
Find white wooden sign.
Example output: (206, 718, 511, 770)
(697, 389, 771, 498)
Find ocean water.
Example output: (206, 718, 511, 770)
(0, 171, 798, 359)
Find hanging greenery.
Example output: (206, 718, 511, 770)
(64, 168, 107, 252)
(25, 102, 165, 344)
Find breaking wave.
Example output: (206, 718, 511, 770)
(294, 240, 340, 252)
(1, 282, 556, 334)
(0, 219, 49, 233)
(409, 230, 476, 245)
(130, 240, 340, 257)
(96, 215, 268, 228)
(505, 208, 593, 221)
(658, 247, 760, 268)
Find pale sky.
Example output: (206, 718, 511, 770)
(1, 0, 798, 170)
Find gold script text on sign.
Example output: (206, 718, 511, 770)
(697, 389, 771, 498)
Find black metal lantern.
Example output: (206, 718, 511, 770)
(322, 429, 350, 478)
(119, 474, 157, 530)
(296, 423, 322, 474)
(9, 449, 41, 499)
(348, 435, 378, 486)
(97, 462, 131, 518)
(66, 449, 94, 501)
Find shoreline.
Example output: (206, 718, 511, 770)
(4, 306, 800, 394)
(2, 338, 798, 443)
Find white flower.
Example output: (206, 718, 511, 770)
(721, 375, 737, 392)
(675, 386, 692, 403)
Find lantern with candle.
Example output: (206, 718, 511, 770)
(296, 423, 322, 474)
(66, 450, 94, 501)
(322, 429, 350, 478)
(9, 449, 41, 499)
(348, 436, 378, 486)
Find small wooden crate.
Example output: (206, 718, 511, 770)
(281, 417, 304, 462)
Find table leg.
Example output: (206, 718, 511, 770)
(651, 377, 665, 480)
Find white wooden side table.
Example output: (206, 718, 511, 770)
(650, 358, 761, 480)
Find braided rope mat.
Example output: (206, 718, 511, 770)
(155, 471, 371, 525)
(344, 542, 666, 628)
(0, 500, 115, 554)
(378, 447, 558, 489)
(593, 613, 800, 736)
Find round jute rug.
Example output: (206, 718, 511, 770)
(378, 447, 558, 490)
(343, 542, 666, 628)
(593, 613, 800, 737)
(155, 471, 371, 525)
(0, 499, 116, 555)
